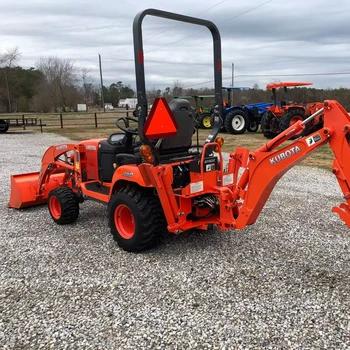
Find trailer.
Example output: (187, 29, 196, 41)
(0, 116, 46, 133)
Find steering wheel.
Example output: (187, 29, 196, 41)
(116, 116, 139, 135)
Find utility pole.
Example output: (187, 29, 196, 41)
(231, 62, 234, 87)
(231, 63, 234, 106)
(98, 54, 106, 112)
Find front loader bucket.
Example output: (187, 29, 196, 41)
(8, 172, 66, 209)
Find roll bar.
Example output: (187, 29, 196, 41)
(133, 8, 223, 146)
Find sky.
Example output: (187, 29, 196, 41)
(1, 0, 350, 91)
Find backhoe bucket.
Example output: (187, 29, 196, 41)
(8, 172, 65, 209)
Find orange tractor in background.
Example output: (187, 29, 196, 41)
(261, 82, 324, 139)
(7, 9, 350, 252)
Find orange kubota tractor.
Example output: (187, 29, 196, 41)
(261, 82, 324, 139)
(8, 9, 350, 252)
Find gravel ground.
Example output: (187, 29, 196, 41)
(1, 131, 350, 349)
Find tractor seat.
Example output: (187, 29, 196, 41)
(98, 134, 140, 182)
(115, 99, 196, 166)
(158, 98, 195, 161)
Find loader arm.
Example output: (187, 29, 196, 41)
(37, 144, 77, 192)
(231, 100, 350, 229)
(8, 144, 77, 208)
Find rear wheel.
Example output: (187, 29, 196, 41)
(198, 112, 213, 129)
(48, 187, 79, 224)
(224, 109, 248, 134)
(279, 109, 307, 139)
(261, 111, 279, 139)
(0, 119, 9, 133)
(109, 185, 167, 252)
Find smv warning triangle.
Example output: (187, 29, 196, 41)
(143, 98, 178, 140)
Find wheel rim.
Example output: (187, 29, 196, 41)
(49, 196, 61, 219)
(231, 115, 245, 131)
(249, 122, 258, 130)
(289, 115, 303, 126)
(202, 116, 212, 128)
(114, 204, 135, 239)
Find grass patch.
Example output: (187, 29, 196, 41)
(300, 146, 334, 169)
(8, 111, 333, 170)
(45, 126, 333, 170)
(48, 126, 124, 141)
(196, 129, 333, 169)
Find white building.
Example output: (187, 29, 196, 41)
(77, 104, 87, 112)
(119, 98, 137, 108)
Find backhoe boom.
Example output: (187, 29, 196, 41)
(231, 100, 350, 228)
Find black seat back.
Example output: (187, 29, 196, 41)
(160, 98, 194, 152)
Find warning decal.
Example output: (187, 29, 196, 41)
(306, 133, 322, 147)
(190, 181, 204, 194)
(223, 173, 234, 186)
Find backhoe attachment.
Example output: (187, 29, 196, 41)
(227, 100, 350, 230)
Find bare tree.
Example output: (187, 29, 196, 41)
(36, 56, 79, 111)
(79, 68, 95, 105)
(172, 80, 184, 97)
(0, 47, 21, 112)
(0, 47, 21, 67)
(147, 87, 162, 100)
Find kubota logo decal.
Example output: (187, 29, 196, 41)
(123, 172, 133, 178)
(270, 146, 302, 165)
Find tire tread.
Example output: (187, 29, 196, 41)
(48, 187, 79, 225)
(109, 185, 167, 252)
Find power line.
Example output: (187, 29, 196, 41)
(105, 0, 230, 58)
(143, 0, 229, 42)
(236, 72, 350, 77)
(106, 0, 274, 60)
(143, 0, 274, 54)
(184, 79, 216, 88)
(183, 71, 350, 88)
(220, 0, 273, 25)
(21, 1, 274, 63)
(22, 0, 228, 60)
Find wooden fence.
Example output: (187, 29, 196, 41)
(0, 107, 131, 132)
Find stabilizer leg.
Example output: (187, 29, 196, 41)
(332, 203, 350, 228)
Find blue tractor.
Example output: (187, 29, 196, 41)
(221, 86, 274, 134)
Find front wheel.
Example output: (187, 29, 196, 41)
(109, 186, 167, 252)
(279, 109, 307, 139)
(224, 109, 248, 134)
(48, 187, 79, 224)
(247, 120, 259, 132)
(261, 111, 279, 139)
(0, 119, 9, 133)
(198, 112, 213, 129)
